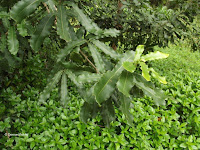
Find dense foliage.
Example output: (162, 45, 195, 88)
(0, 40, 200, 149)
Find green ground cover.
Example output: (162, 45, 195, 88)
(0, 40, 200, 149)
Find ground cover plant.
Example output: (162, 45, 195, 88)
(0, 39, 200, 149)
(0, 0, 200, 149)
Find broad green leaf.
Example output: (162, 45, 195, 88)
(17, 20, 28, 37)
(100, 99, 115, 128)
(56, 5, 71, 42)
(133, 73, 166, 106)
(7, 26, 19, 55)
(88, 43, 105, 73)
(0, 32, 7, 52)
(2, 18, 10, 29)
(30, 14, 55, 51)
(57, 39, 86, 62)
(120, 94, 133, 126)
(150, 68, 167, 84)
(122, 61, 136, 73)
(117, 71, 134, 97)
(141, 51, 169, 62)
(0, 11, 10, 18)
(61, 62, 94, 73)
(79, 85, 96, 104)
(77, 72, 101, 83)
(10, 0, 45, 23)
(60, 72, 68, 107)
(139, 62, 150, 81)
(39, 70, 62, 103)
(94, 51, 135, 105)
(134, 45, 144, 62)
(69, 2, 100, 33)
(80, 102, 99, 123)
(92, 40, 120, 60)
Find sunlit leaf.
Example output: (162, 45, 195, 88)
(141, 51, 169, 62)
(122, 61, 136, 73)
(134, 45, 144, 62)
(150, 68, 167, 84)
(139, 62, 150, 81)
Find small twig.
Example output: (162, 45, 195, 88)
(79, 50, 99, 73)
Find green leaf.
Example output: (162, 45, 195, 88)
(134, 45, 144, 62)
(139, 62, 150, 81)
(119, 95, 134, 126)
(77, 72, 101, 83)
(133, 73, 166, 106)
(0, 11, 10, 18)
(39, 70, 63, 103)
(60, 72, 68, 107)
(141, 51, 169, 62)
(10, 0, 45, 23)
(100, 99, 115, 128)
(7, 26, 19, 55)
(79, 85, 96, 104)
(103, 28, 120, 37)
(45, 0, 57, 13)
(94, 51, 135, 105)
(65, 70, 81, 87)
(150, 68, 167, 84)
(92, 40, 120, 60)
(69, 2, 100, 33)
(117, 71, 134, 97)
(80, 102, 99, 123)
(30, 13, 55, 51)
(122, 61, 136, 73)
(56, 5, 71, 42)
(57, 39, 86, 62)
(88, 43, 105, 73)
(26, 138, 34, 142)
(17, 20, 28, 37)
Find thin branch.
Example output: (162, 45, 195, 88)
(79, 50, 99, 73)
(43, 3, 50, 13)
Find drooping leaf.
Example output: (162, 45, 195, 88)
(77, 72, 101, 83)
(133, 73, 166, 106)
(88, 43, 105, 73)
(141, 51, 169, 62)
(30, 14, 55, 51)
(57, 39, 86, 62)
(122, 61, 136, 73)
(92, 40, 120, 60)
(60, 72, 68, 107)
(100, 99, 115, 128)
(69, 2, 100, 33)
(80, 102, 99, 123)
(94, 51, 135, 105)
(56, 5, 71, 42)
(120, 94, 133, 126)
(10, 0, 45, 23)
(139, 62, 150, 81)
(150, 68, 167, 84)
(117, 71, 134, 97)
(7, 26, 19, 55)
(134, 45, 144, 62)
(17, 20, 28, 37)
(39, 70, 63, 103)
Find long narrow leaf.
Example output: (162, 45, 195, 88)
(133, 73, 166, 106)
(56, 5, 71, 42)
(39, 70, 63, 103)
(77, 72, 101, 83)
(88, 43, 105, 73)
(30, 14, 55, 51)
(141, 51, 169, 62)
(10, 0, 45, 23)
(7, 26, 19, 55)
(92, 40, 120, 60)
(60, 72, 68, 107)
